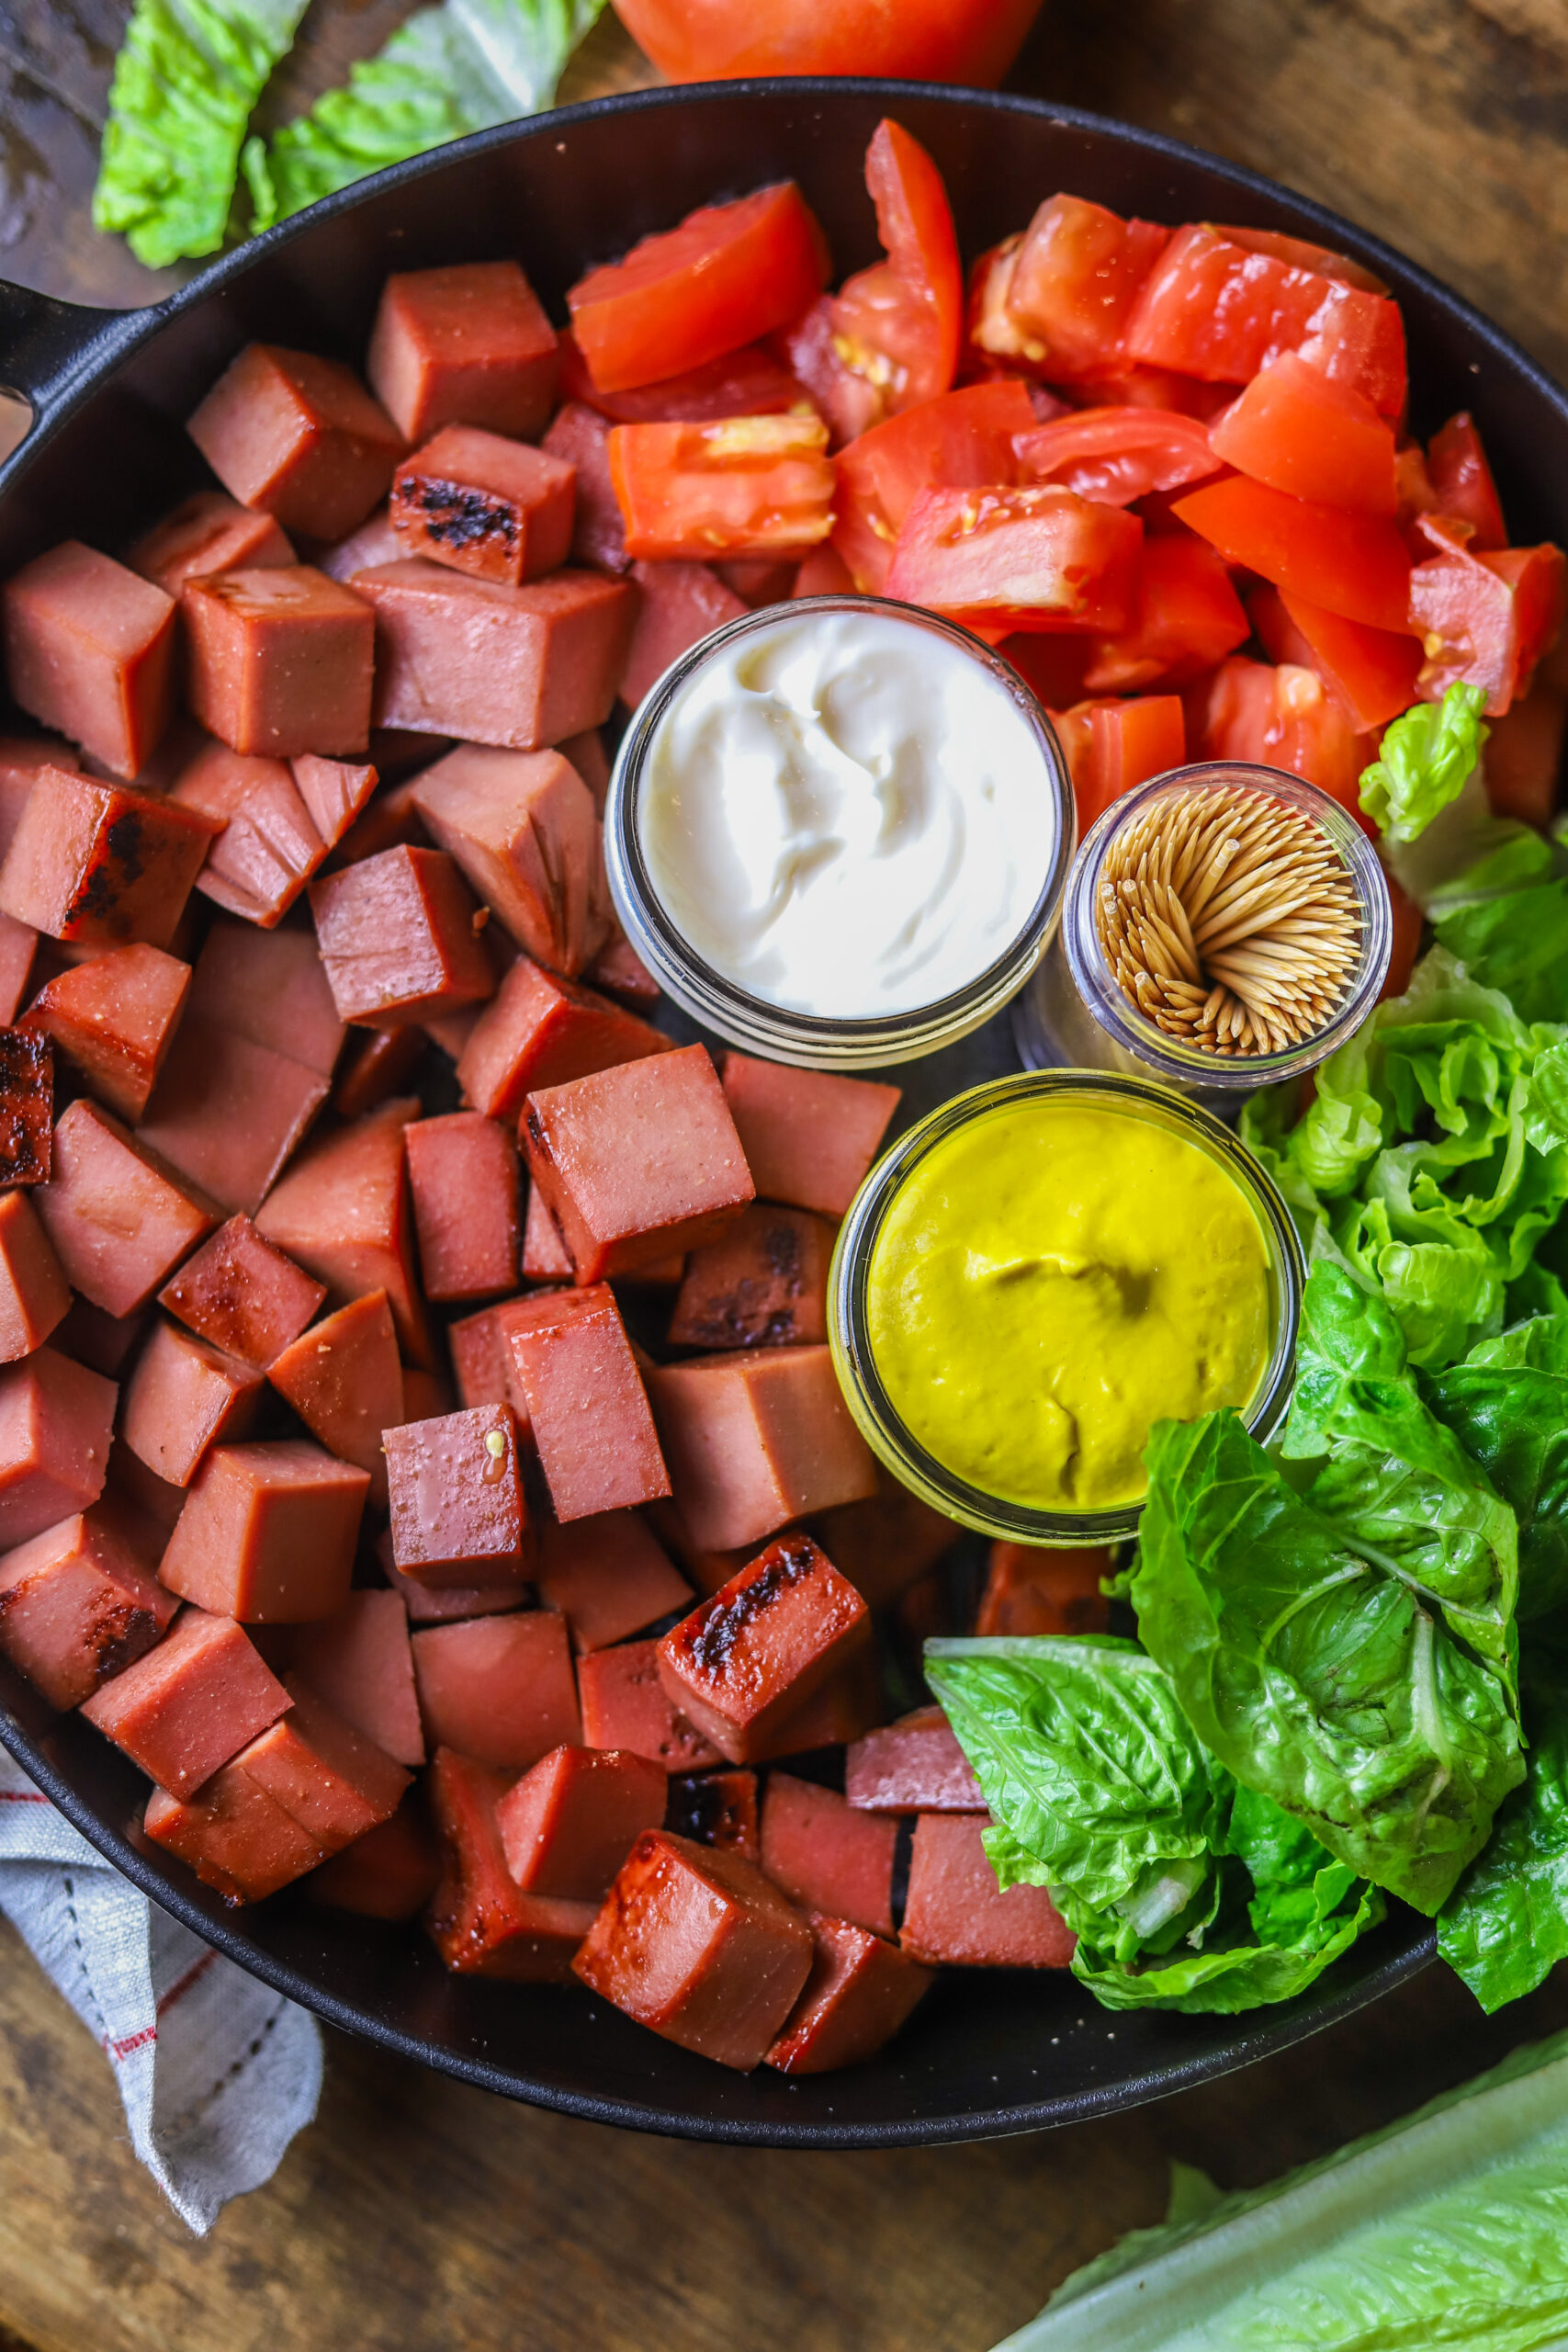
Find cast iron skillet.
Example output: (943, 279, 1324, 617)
(0, 81, 1562, 2148)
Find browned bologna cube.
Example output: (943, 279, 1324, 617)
(0, 766, 217, 950)
(0, 1029, 52, 1185)
(620, 560, 747, 709)
(144, 1766, 324, 1903)
(80, 1605, 291, 1796)
(289, 1587, 423, 1768)
(159, 1440, 371, 1622)
(0, 1190, 69, 1361)
(976, 1542, 1114, 1638)
(381, 1547, 523, 1626)
(256, 1097, 430, 1367)
(183, 915, 346, 1080)
(2, 544, 175, 779)
(410, 1608, 581, 1770)
(508, 1285, 670, 1523)
(844, 1706, 985, 1814)
(664, 1768, 760, 1861)
(764, 1917, 933, 2076)
(751, 1644, 884, 1759)
(412, 743, 604, 974)
(138, 1022, 329, 1223)
(0, 739, 73, 860)
(497, 1743, 667, 1900)
(458, 954, 671, 1123)
(0, 1500, 174, 1706)
(404, 1111, 519, 1303)
(720, 1055, 900, 1220)
(291, 753, 378, 852)
(535, 1509, 691, 1654)
(310, 845, 494, 1031)
(120, 1317, 265, 1487)
(558, 727, 611, 817)
(186, 345, 405, 541)
(355, 560, 635, 750)
(127, 492, 294, 595)
(760, 1771, 897, 1936)
(21, 942, 190, 1124)
(333, 1024, 424, 1122)
(522, 1186, 575, 1282)
(391, 425, 575, 586)
(657, 1533, 871, 1765)
(0, 916, 37, 1028)
(159, 1213, 325, 1372)
(572, 1828, 813, 2072)
(810, 1473, 963, 1611)
(169, 739, 327, 927)
(318, 506, 403, 585)
(899, 1814, 1076, 1968)
(576, 1637, 721, 1772)
(669, 1204, 833, 1352)
(522, 1043, 753, 1286)
(446, 1296, 526, 1418)
(542, 402, 630, 573)
(305, 1798, 441, 1921)
(368, 263, 559, 447)
(385, 1401, 527, 1587)
(38, 1100, 215, 1317)
(182, 567, 375, 761)
(426, 1745, 595, 1980)
(646, 1344, 877, 1554)
(267, 1291, 402, 1498)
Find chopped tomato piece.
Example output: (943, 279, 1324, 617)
(1395, 443, 1439, 530)
(1426, 413, 1507, 551)
(1067, 368, 1239, 422)
(567, 182, 829, 394)
(1214, 226, 1388, 294)
(1409, 517, 1567, 716)
(609, 0, 1044, 85)
(1382, 870, 1425, 1001)
(1482, 685, 1567, 830)
(556, 331, 815, 424)
(1196, 654, 1373, 819)
(792, 542, 856, 598)
(1124, 225, 1407, 416)
(831, 379, 1034, 592)
(608, 415, 834, 560)
(1054, 694, 1187, 831)
(997, 633, 1093, 708)
(1080, 530, 1249, 692)
(1250, 584, 1422, 729)
(1208, 353, 1397, 515)
(785, 120, 962, 445)
(1173, 474, 1415, 635)
(969, 197, 1169, 386)
(884, 485, 1142, 634)
(1012, 406, 1219, 506)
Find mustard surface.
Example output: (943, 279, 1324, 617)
(865, 1099, 1273, 1511)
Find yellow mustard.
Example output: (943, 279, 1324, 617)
(864, 1098, 1272, 1512)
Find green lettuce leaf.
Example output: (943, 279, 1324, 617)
(1380, 754, 1551, 921)
(1131, 1411, 1523, 1914)
(1358, 681, 1489, 844)
(94, 0, 310, 265)
(1437, 878, 1568, 1025)
(1438, 1660, 1568, 2012)
(1425, 1324, 1568, 1622)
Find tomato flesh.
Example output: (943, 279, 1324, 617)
(1055, 694, 1188, 831)
(1013, 406, 1219, 506)
(885, 485, 1143, 634)
(557, 332, 813, 425)
(1483, 687, 1568, 830)
(609, 0, 1044, 85)
(1409, 518, 1568, 715)
(969, 197, 1169, 385)
(1208, 353, 1397, 515)
(1081, 530, 1249, 692)
(830, 379, 1035, 593)
(1249, 583, 1422, 729)
(1173, 474, 1415, 635)
(1196, 654, 1373, 818)
(1426, 413, 1507, 551)
(608, 415, 835, 560)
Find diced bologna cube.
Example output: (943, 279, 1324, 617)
(127, 491, 294, 594)
(0, 1029, 51, 1185)
(497, 1743, 666, 1898)
(765, 1917, 933, 2076)
(644, 1494, 758, 1599)
(0, 739, 72, 861)
(310, 845, 493, 1029)
(0, 1189, 69, 1361)
(664, 1768, 760, 1861)
(647, 1345, 877, 1554)
(317, 505, 403, 586)
(381, 1555, 524, 1625)
(186, 345, 405, 540)
(266, 1289, 402, 1494)
(0, 766, 216, 949)
(535, 1508, 691, 1653)
(21, 942, 189, 1122)
(159, 1214, 325, 1371)
(900, 1814, 1076, 1967)
(620, 560, 747, 708)
(0, 1501, 173, 1706)
(669, 1204, 832, 1352)
(411, 1608, 581, 1770)
(289, 1587, 423, 1768)
(426, 1745, 594, 1979)
(37, 1100, 215, 1317)
(845, 1706, 985, 1813)
(355, 560, 635, 749)
(760, 1771, 897, 1936)
(230, 1675, 410, 1851)
(508, 1284, 670, 1522)
(391, 425, 575, 586)
(2, 543, 175, 779)
(143, 1768, 323, 1902)
(169, 739, 327, 927)
(658, 1534, 870, 1764)
(572, 1828, 813, 2071)
(321, 773, 430, 874)
(80, 1605, 290, 1796)
(446, 1295, 527, 1416)
(405, 1111, 519, 1302)
(522, 1043, 752, 1284)
(367, 262, 558, 446)
(159, 1440, 370, 1621)
(558, 727, 612, 816)
(256, 1098, 430, 1366)
(753, 1642, 884, 1760)
(106, 1436, 185, 1539)
(458, 954, 671, 1123)
(543, 401, 630, 574)
(385, 1402, 528, 1587)
(120, 1317, 264, 1487)
(0, 915, 37, 1027)
(333, 1025, 425, 1122)
(182, 567, 375, 760)
(522, 1186, 575, 1282)
(810, 1473, 963, 1609)
(291, 754, 378, 852)
(976, 1542, 1113, 1637)
(53, 1298, 144, 1382)
(720, 1056, 900, 1218)
(412, 743, 604, 974)
(306, 1795, 442, 1919)
(576, 1637, 721, 1771)
(183, 915, 345, 1079)
(137, 1021, 328, 1220)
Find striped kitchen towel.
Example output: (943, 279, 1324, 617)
(0, 1747, 321, 2232)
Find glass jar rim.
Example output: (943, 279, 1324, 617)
(604, 594, 1077, 1071)
(828, 1066, 1305, 1546)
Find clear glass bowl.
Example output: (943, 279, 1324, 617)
(604, 594, 1077, 1071)
(828, 1067, 1304, 1546)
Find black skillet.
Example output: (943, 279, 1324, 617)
(1, 80, 1562, 2147)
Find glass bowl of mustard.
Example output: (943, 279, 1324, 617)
(828, 1069, 1304, 1546)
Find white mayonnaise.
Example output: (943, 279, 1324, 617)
(636, 607, 1059, 1020)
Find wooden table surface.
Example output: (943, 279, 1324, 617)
(0, 2, 1564, 2344)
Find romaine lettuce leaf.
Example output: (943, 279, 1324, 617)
(1426, 1328, 1568, 1621)
(1438, 1660, 1568, 2011)
(1358, 681, 1488, 844)
(1437, 877, 1568, 1024)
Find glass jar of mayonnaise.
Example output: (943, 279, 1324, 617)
(604, 596, 1076, 1069)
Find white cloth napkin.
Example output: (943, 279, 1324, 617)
(0, 1748, 322, 2233)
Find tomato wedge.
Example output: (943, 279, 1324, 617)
(785, 120, 963, 444)
(608, 415, 834, 560)
(567, 182, 829, 394)
(1196, 655, 1373, 819)
(556, 332, 814, 424)
(1426, 413, 1507, 551)
(1081, 531, 1249, 692)
(831, 379, 1035, 592)
(1173, 474, 1416, 635)
(1054, 694, 1188, 831)
(968, 197, 1169, 387)
(1250, 584, 1422, 729)
(1013, 406, 1218, 506)
(1483, 686, 1568, 829)
(1208, 354, 1397, 515)
(1409, 518, 1568, 715)
(884, 485, 1143, 634)
(1215, 225, 1389, 295)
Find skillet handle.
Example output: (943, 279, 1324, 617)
(0, 279, 149, 434)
